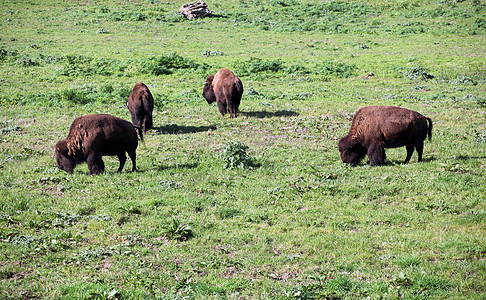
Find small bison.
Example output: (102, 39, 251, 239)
(202, 68, 243, 118)
(338, 106, 432, 166)
(127, 81, 154, 140)
(55, 114, 138, 175)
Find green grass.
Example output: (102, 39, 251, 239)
(1, 0, 485, 298)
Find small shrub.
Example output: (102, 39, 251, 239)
(220, 140, 252, 169)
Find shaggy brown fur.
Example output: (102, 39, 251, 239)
(202, 68, 243, 118)
(127, 82, 154, 140)
(338, 106, 432, 166)
(55, 114, 138, 175)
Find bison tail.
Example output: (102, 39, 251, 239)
(143, 96, 154, 130)
(234, 78, 243, 98)
(426, 117, 433, 141)
(142, 96, 152, 116)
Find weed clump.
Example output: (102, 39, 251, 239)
(475, 130, 486, 144)
(220, 140, 252, 169)
(140, 53, 203, 75)
(0, 48, 18, 61)
(57, 53, 205, 78)
(22, 83, 133, 106)
(314, 59, 357, 78)
(162, 218, 193, 241)
(404, 65, 434, 80)
(452, 94, 486, 107)
(234, 57, 284, 76)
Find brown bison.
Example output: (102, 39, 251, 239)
(55, 114, 138, 175)
(127, 81, 154, 140)
(338, 106, 432, 166)
(202, 68, 243, 118)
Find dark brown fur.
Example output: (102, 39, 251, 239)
(55, 114, 138, 175)
(338, 106, 432, 166)
(202, 68, 243, 118)
(127, 82, 154, 140)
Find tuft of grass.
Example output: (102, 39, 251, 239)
(161, 218, 194, 241)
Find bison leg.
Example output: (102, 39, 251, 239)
(117, 153, 127, 172)
(368, 143, 386, 166)
(404, 144, 415, 163)
(228, 104, 238, 118)
(415, 141, 424, 162)
(87, 154, 105, 175)
(217, 100, 227, 116)
(137, 120, 144, 141)
(127, 149, 137, 172)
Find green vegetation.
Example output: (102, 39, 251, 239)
(0, 0, 485, 298)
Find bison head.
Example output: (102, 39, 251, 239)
(202, 74, 216, 104)
(55, 140, 77, 174)
(338, 135, 367, 165)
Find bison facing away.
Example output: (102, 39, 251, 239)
(202, 68, 243, 118)
(127, 81, 154, 140)
(55, 114, 138, 175)
(338, 106, 432, 166)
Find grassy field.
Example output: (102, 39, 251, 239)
(1, 0, 485, 298)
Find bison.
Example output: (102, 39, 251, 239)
(338, 106, 432, 166)
(202, 68, 243, 118)
(127, 81, 154, 140)
(55, 114, 138, 175)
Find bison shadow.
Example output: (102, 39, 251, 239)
(154, 124, 217, 135)
(241, 110, 299, 118)
(210, 13, 229, 19)
(455, 155, 486, 161)
(154, 162, 199, 172)
(348, 156, 439, 167)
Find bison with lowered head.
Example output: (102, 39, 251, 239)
(55, 114, 138, 175)
(127, 81, 154, 140)
(338, 106, 432, 166)
(202, 68, 243, 118)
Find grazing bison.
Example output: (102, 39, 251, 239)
(202, 68, 243, 118)
(338, 106, 432, 166)
(55, 114, 138, 175)
(127, 81, 154, 140)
